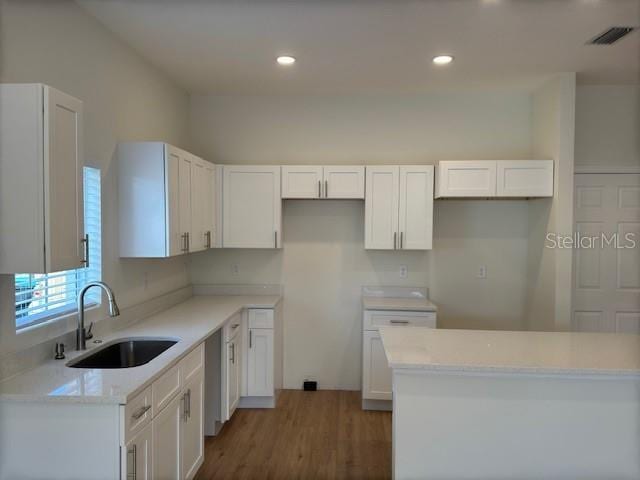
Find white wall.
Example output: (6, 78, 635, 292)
(527, 74, 576, 332)
(189, 92, 533, 389)
(575, 85, 640, 168)
(0, 0, 191, 376)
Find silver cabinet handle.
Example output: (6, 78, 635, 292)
(393, 232, 397, 250)
(274, 231, 278, 248)
(186, 388, 191, 419)
(182, 393, 188, 422)
(127, 444, 137, 479)
(318, 179, 321, 198)
(390, 319, 410, 325)
(231, 343, 235, 364)
(325, 179, 328, 198)
(181, 233, 188, 252)
(186, 232, 190, 252)
(81, 234, 89, 267)
(249, 330, 252, 348)
(400, 232, 404, 249)
(205, 230, 211, 248)
(131, 404, 151, 420)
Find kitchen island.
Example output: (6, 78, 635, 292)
(380, 327, 640, 480)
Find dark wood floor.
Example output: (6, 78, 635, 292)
(195, 390, 392, 480)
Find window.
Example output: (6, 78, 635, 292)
(14, 167, 102, 330)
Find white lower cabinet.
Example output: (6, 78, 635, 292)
(222, 314, 242, 422)
(362, 309, 437, 409)
(247, 328, 274, 397)
(182, 370, 205, 480)
(362, 330, 392, 401)
(124, 422, 153, 480)
(123, 343, 204, 480)
(152, 393, 183, 480)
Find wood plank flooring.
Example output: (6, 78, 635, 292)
(195, 390, 392, 480)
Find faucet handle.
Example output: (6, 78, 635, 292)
(84, 322, 93, 340)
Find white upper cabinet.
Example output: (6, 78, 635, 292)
(365, 166, 433, 250)
(365, 166, 399, 250)
(435, 161, 497, 198)
(0, 84, 85, 273)
(281, 166, 364, 199)
(118, 142, 215, 257)
(281, 166, 323, 198)
(496, 160, 553, 197)
(323, 166, 365, 199)
(436, 160, 553, 198)
(398, 166, 434, 250)
(222, 165, 282, 248)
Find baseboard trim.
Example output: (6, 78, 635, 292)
(238, 396, 276, 409)
(362, 399, 392, 411)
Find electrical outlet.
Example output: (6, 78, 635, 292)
(399, 265, 408, 279)
(232, 264, 239, 275)
(477, 265, 487, 279)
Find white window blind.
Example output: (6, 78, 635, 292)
(15, 167, 102, 330)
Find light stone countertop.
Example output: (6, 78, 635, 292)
(0, 295, 281, 404)
(362, 297, 437, 312)
(379, 327, 640, 377)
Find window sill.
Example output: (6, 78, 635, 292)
(16, 303, 99, 336)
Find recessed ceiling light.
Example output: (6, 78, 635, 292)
(277, 55, 296, 66)
(432, 55, 454, 65)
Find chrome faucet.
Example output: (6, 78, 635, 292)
(77, 281, 120, 350)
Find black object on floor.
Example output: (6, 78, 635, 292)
(303, 380, 317, 391)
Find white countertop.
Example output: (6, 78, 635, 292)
(362, 297, 437, 312)
(379, 327, 640, 377)
(0, 295, 281, 404)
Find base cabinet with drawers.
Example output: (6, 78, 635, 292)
(362, 309, 436, 410)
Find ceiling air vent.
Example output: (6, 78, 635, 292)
(587, 26, 636, 45)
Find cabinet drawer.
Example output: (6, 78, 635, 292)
(124, 385, 153, 443)
(152, 364, 182, 416)
(181, 343, 204, 386)
(363, 310, 436, 331)
(223, 312, 243, 342)
(248, 309, 274, 329)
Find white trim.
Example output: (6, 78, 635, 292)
(574, 166, 640, 175)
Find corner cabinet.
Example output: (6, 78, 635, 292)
(222, 166, 282, 248)
(118, 142, 216, 257)
(435, 160, 553, 198)
(0, 84, 85, 273)
(365, 166, 434, 250)
(281, 165, 365, 199)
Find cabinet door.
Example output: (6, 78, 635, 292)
(398, 166, 434, 250)
(179, 154, 193, 253)
(281, 166, 323, 199)
(225, 338, 240, 419)
(204, 163, 216, 248)
(165, 147, 183, 257)
(44, 86, 85, 272)
(182, 371, 204, 480)
(496, 160, 553, 197)
(436, 161, 496, 197)
(189, 158, 207, 252)
(123, 422, 153, 480)
(247, 328, 274, 397)
(153, 393, 182, 480)
(222, 166, 281, 248)
(365, 166, 399, 250)
(323, 166, 365, 199)
(362, 330, 392, 401)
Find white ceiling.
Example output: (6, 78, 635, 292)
(78, 0, 640, 95)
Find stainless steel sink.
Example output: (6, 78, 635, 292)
(67, 338, 178, 369)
